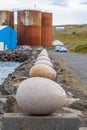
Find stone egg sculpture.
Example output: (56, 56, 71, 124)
(29, 64, 56, 80)
(36, 56, 51, 62)
(16, 77, 67, 115)
(41, 48, 48, 53)
(35, 60, 53, 68)
(38, 49, 49, 57)
(38, 53, 48, 57)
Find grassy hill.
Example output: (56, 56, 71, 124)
(53, 25, 87, 46)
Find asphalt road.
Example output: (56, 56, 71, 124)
(49, 50, 87, 88)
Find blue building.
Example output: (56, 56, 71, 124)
(0, 26, 17, 50)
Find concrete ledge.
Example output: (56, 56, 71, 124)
(79, 128, 87, 130)
(2, 113, 79, 130)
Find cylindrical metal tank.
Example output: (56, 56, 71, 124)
(10, 11, 14, 29)
(17, 10, 42, 46)
(17, 10, 25, 45)
(41, 12, 52, 47)
(0, 10, 14, 28)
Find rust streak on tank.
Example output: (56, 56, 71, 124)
(17, 10, 41, 46)
(0, 10, 14, 28)
(41, 12, 52, 47)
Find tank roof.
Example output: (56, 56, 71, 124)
(0, 25, 8, 30)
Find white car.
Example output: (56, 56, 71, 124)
(55, 46, 67, 52)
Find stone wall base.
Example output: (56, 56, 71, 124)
(2, 113, 79, 130)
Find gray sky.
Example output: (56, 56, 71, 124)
(0, 0, 87, 25)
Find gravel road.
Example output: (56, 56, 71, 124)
(49, 50, 87, 89)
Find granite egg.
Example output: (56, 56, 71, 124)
(16, 77, 67, 115)
(36, 56, 51, 62)
(29, 64, 56, 80)
(38, 49, 49, 57)
(35, 60, 53, 67)
(38, 53, 48, 57)
(40, 48, 48, 54)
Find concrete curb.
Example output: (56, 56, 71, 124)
(2, 113, 79, 130)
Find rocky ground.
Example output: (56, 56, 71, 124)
(0, 50, 32, 62)
(0, 50, 87, 127)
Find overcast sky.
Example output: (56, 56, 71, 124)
(0, 0, 87, 25)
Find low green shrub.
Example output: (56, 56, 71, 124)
(74, 44, 87, 53)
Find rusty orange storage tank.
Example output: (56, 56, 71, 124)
(17, 10, 42, 46)
(17, 10, 25, 45)
(10, 11, 14, 29)
(41, 12, 52, 47)
(0, 10, 14, 28)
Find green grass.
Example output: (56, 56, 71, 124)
(74, 44, 87, 53)
(53, 25, 87, 46)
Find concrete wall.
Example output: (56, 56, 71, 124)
(2, 113, 79, 130)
